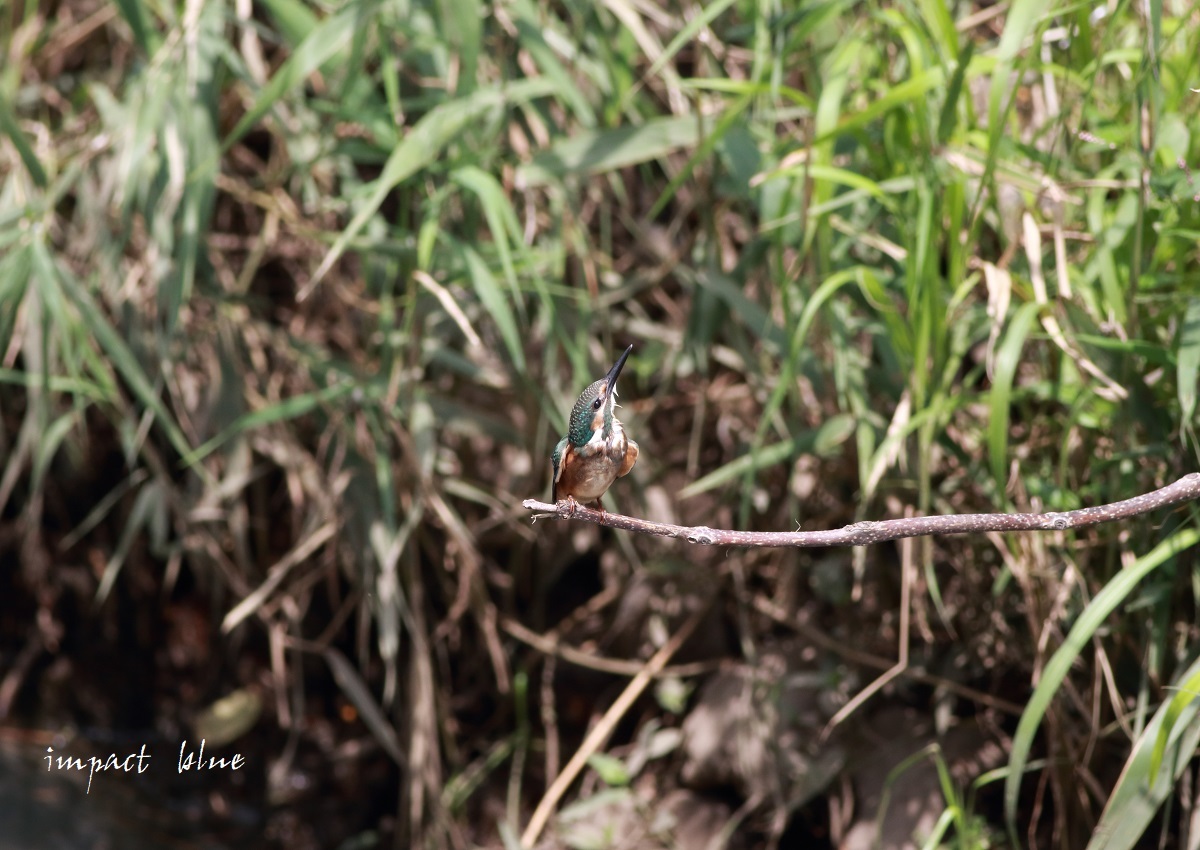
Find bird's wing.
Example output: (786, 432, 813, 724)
(551, 436, 571, 501)
(618, 438, 638, 477)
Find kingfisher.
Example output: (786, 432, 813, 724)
(551, 344, 639, 511)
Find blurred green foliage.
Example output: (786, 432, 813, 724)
(1, 0, 1199, 846)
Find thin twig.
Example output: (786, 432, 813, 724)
(820, 532, 913, 739)
(523, 473, 1200, 548)
(501, 616, 718, 679)
(752, 597, 1024, 715)
(520, 598, 712, 848)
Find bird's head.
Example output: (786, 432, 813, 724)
(566, 344, 632, 447)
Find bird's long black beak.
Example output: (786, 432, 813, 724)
(605, 344, 633, 391)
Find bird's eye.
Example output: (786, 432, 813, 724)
(592, 398, 602, 410)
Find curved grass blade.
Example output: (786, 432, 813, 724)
(649, 91, 753, 220)
(451, 166, 524, 303)
(1004, 526, 1200, 841)
(181, 382, 357, 467)
(511, 0, 596, 127)
(223, 3, 361, 149)
(1176, 297, 1200, 424)
(761, 163, 890, 200)
(812, 65, 949, 146)
(518, 114, 703, 187)
(1085, 655, 1200, 850)
(95, 479, 168, 606)
(112, 0, 154, 55)
(680, 77, 812, 109)
(0, 94, 48, 188)
(30, 411, 78, 496)
(458, 241, 526, 371)
(989, 301, 1039, 492)
(1148, 664, 1200, 785)
(748, 268, 865, 495)
(0, 370, 107, 400)
(643, 0, 737, 89)
(257, 0, 318, 46)
(311, 80, 556, 289)
(51, 251, 195, 465)
(678, 414, 853, 501)
(440, 0, 482, 93)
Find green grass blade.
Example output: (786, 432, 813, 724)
(1085, 656, 1200, 850)
(459, 241, 527, 371)
(223, 4, 361, 149)
(30, 411, 78, 495)
(1177, 297, 1200, 424)
(812, 65, 948, 146)
(517, 114, 704, 187)
(678, 414, 853, 501)
(1148, 665, 1200, 785)
(181, 382, 357, 467)
(984, 0, 1047, 212)
(55, 267, 194, 464)
(256, 0, 319, 46)
(0, 369, 107, 400)
(989, 301, 1039, 492)
(511, 0, 596, 126)
(312, 81, 557, 287)
(0, 94, 48, 188)
(441, 0, 482, 93)
(451, 166, 524, 302)
(643, 0, 738, 90)
(112, 0, 154, 55)
(95, 479, 166, 606)
(1004, 526, 1200, 840)
(679, 438, 801, 501)
(751, 268, 864, 481)
(649, 92, 752, 220)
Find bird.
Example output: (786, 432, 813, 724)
(551, 344, 639, 511)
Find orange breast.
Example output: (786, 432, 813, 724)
(555, 423, 638, 504)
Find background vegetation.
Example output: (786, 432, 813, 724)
(2, 0, 1199, 847)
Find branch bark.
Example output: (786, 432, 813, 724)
(522, 473, 1200, 548)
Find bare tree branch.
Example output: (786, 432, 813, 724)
(522, 473, 1200, 548)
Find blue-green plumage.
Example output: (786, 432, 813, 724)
(551, 345, 639, 508)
